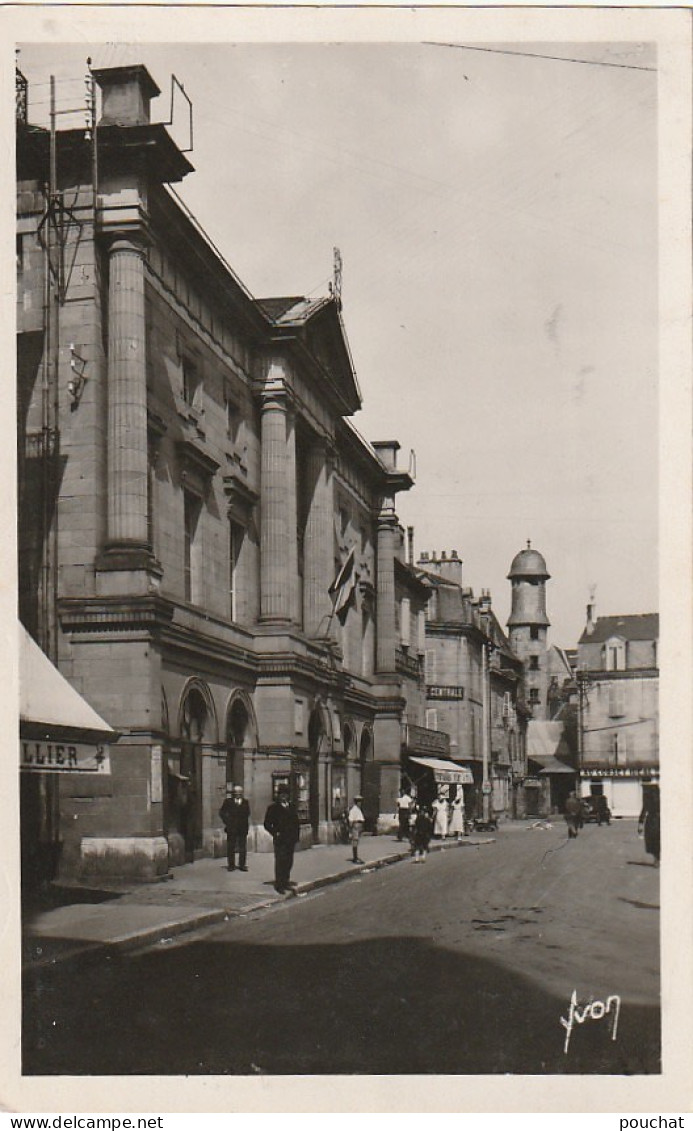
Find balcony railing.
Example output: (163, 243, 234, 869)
(395, 646, 422, 681)
(403, 723, 450, 757)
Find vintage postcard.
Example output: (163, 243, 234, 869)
(2, 3, 691, 1116)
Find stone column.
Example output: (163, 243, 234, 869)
(106, 237, 149, 549)
(285, 408, 300, 624)
(376, 501, 398, 673)
(260, 389, 294, 622)
(303, 437, 335, 637)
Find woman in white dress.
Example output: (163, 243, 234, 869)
(432, 794, 449, 838)
(449, 792, 466, 840)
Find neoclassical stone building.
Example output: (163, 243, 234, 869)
(17, 62, 434, 882)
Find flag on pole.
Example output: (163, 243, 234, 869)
(329, 546, 358, 625)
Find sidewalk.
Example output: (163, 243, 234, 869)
(22, 832, 495, 971)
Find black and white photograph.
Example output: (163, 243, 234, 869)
(4, 2, 692, 1115)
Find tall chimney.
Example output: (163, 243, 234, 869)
(92, 64, 160, 127)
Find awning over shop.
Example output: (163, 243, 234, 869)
(19, 625, 117, 773)
(408, 756, 474, 785)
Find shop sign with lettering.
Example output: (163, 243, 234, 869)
(20, 740, 111, 774)
(580, 766, 659, 780)
(427, 685, 465, 700)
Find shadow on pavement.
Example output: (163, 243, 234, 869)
(23, 932, 660, 1077)
(22, 884, 123, 917)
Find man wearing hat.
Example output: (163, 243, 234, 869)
(263, 784, 301, 893)
(348, 794, 366, 864)
(219, 783, 251, 872)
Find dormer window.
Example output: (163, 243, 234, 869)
(605, 636, 626, 672)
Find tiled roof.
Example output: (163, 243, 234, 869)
(579, 613, 659, 645)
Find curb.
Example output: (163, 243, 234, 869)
(23, 836, 496, 972)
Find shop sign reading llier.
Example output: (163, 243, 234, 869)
(20, 740, 111, 774)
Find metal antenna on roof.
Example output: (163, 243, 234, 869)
(329, 246, 343, 309)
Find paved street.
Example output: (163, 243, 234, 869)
(23, 820, 660, 1076)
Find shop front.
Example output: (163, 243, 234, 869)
(19, 625, 117, 891)
(579, 765, 659, 818)
(406, 755, 474, 808)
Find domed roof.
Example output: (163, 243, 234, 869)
(507, 541, 550, 580)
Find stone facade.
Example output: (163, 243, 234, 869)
(416, 552, 527, 820)
(576, 613, 659, 817)
(17, 63, 431, 883)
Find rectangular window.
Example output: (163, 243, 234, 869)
(529, 655, 540, 671)
(16, 234, 24, 271)
(182, 355, 201, 408)
(611, 732, 623, 763)
(294, 699, 304, 735)
(183, 491, 202, 604)
(225, 385, 241, 445)
(424, 649, 437, 682)
(417, 609, 426, 654)
(608, 683, 626, 717)
(425, 708, 438, 731)
(530, 626, 540, 641)
(400, 597, 411, 648)
(529, 688, 540, 704)
(229, 521, 244, 621)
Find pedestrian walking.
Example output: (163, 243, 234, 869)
(432, 793, 449, 839)
(412, 804, 434, 862)
(219, 783, 251, 871)
(638, 782, 660, 866)
(564, 791, 583, 839)
(348, 795, 366, 864)
(595, 794, 611, 826)
(449, 792, 466, 841)
(263, 784, 301, 893)
(396, 788, 413, 841)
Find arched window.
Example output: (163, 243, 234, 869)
(226, 697, 250, 788)
(343, 722, 355, 760)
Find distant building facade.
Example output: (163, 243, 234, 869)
(576, 611, 659, 817)
(17, 63, 439, 884)
(416, 551, 528, 820)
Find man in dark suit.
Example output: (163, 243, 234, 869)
(263, 784, 301, 893)
(219, 784, 251, 872)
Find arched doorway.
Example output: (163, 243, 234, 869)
(332, 722, 352, 825)
(171, 685, 209, 862)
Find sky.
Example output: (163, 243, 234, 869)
(17, 34, 659, 648)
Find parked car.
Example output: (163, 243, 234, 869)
(581, 796, 611, 825)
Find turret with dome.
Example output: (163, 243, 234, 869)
(507, 541, 550, 717)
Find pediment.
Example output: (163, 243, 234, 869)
(259, 296, 362, 416)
